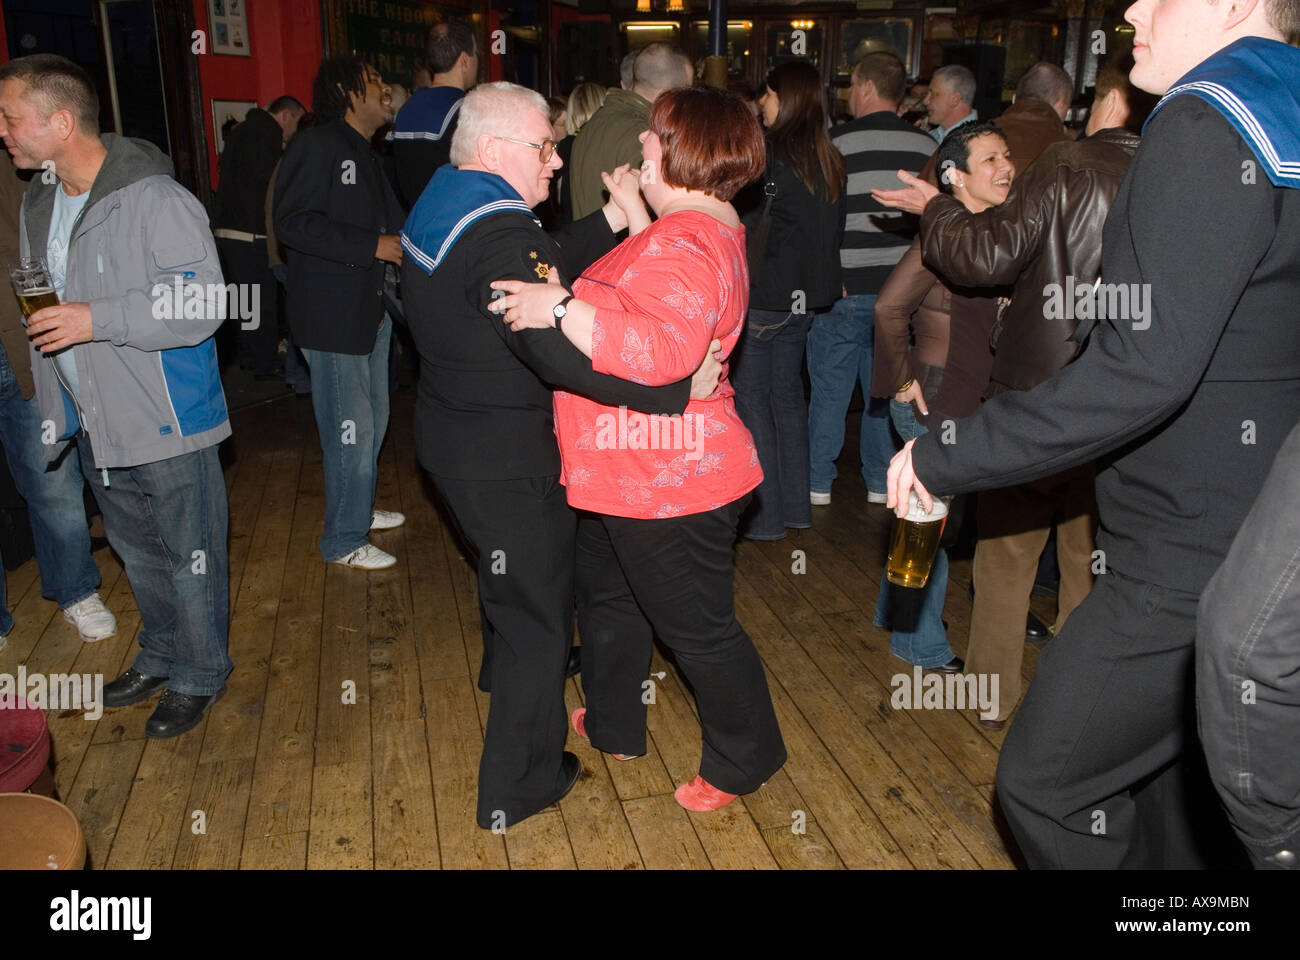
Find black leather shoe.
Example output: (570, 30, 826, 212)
(145, 688, 224, 739)
(553, 751, 582, 802)
(476, 752, 583, 830)
(102, 668, 169, 708)
(565, 645, 582, 678)
(928, 657, 964, 674)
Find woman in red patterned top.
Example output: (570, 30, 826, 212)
(491, 86, 786, 811)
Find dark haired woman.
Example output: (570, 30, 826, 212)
(491, 86, 787, 811)
(731, 60, 846, 540)
(870, 121, 1013, 682)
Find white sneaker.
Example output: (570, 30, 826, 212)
(62, 593, 117, 642)
(867, 490, 889, 504)
(333, 543, 397, 569)
(810, 491, 831, 506)
(370, 509, 406, 530)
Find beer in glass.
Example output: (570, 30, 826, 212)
(8, 257, 58, 322)
(886, 491, 948, 588)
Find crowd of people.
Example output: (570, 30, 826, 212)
(0, 0, 1297, 869)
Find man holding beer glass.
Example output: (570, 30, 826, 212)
(882, 0, 1300, 868)
(1, 54, 233, 738)
(3, 169, 116, 646)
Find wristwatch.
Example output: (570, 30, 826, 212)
(553, 294, 574, 330)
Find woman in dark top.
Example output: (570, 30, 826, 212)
(547, 83, 607, 230)
(731, 60, 847, 541)
(870, 121, 1012, 671)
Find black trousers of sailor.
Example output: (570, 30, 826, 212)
(216, 236, 280, 376)
(432, 472, 574, 830)
(575, 495, 787, 795)
(995, 566, 1243, 868)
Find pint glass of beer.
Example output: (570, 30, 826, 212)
(886, 491, 949, 588)
(8, 257, 58, 322)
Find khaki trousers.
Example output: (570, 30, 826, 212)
(967, 463, 1098, 721)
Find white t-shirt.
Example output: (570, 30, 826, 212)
(47, 183, 91, 404)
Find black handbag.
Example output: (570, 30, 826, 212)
(745, 167, 778, 274)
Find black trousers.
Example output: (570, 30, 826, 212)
(216, 236, 279, 375)
(576, 495, 787, 795)
(996, 567, 1238, 867)
(432, 473, 574, 830)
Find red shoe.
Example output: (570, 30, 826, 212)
(569, 707, 641, 761)
(674, 775, 738, 811)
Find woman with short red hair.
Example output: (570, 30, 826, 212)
(491, 86, 787, 811)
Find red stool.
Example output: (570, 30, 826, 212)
(0, 696, 51, 794)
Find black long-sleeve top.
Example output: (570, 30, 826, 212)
(402, 209, 691, 481)
(274, 120, 406, 354)
(736, 150, 846, 312)
(911, 96, 1300, 593)
(212, 108, 282, 234)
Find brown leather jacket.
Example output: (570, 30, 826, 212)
(872, 237, 997, 426)
(988, 98, 1072, 183)
(918, 126, 1141, 395)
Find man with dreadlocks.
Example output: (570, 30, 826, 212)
(275, 56, 408, 570)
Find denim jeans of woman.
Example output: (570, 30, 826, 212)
(0, 344, 101, 636)
(874, 398, 956, 667)
(731, 308, 813, 540)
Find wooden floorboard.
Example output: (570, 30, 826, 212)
(5, 391, 1052, 868)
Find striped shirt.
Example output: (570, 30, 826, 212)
(831, 111, 937, 295)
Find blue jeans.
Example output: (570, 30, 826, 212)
(79, 436, 231, 695)
(873, 398, 955, 667)
(731, 308, 813, 539)
(302, 316, 391, 561)
(807, 294, 896, 494)
(0, 346, 100, 634)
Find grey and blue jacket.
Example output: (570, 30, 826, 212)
(19, 133, 231, 469)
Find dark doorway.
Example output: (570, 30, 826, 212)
(2, 0, 206, 198)
(102, 0, 169, 155)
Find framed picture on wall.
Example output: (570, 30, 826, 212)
(208, 0, 251, 56)
(211, 99, 256, 155)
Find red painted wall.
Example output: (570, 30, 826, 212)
(193, 0, 324, 188)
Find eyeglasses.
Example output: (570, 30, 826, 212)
(493, 136, 557, 164)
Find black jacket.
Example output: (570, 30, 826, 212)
(737, 149, 845, 312)
(919, 127, 1140, 394)
(274, 120, 406, 354)
(212, 108, 282, 234)
(402, 210, 692, 481)
(912, 96, 1300, 594)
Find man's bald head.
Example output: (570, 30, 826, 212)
(1014, 62, 1074, 120)
(632, 43, 693, 101)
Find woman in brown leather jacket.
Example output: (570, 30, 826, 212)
(870, 121, 1011, 672)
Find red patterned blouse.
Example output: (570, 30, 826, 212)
(553, 210, 763, 520)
